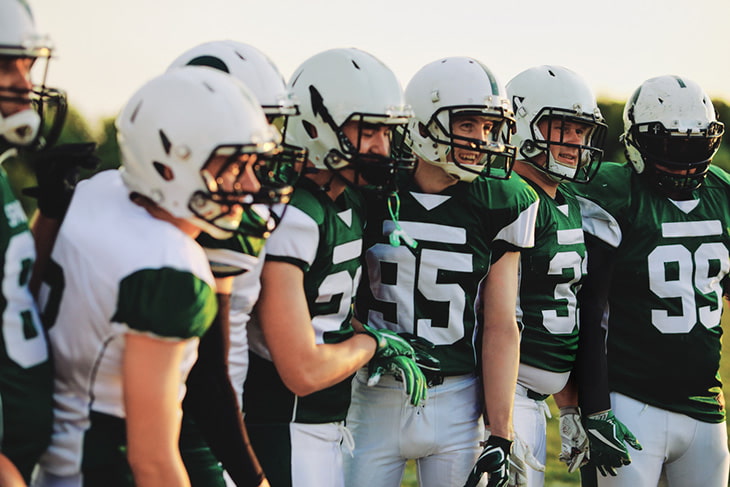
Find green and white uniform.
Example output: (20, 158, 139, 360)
(573, 162, 730, 487)
(0, 149, 52, 481)
(35, 170, 216, 484)
(345, 174, 538, 487)
(244, 177, 365, 487)
(513, 179, 586, 487)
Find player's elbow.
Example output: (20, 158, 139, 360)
(280, 369, 322, 397)
(279, 364, 324, 396)
(127, 448, 183, 484)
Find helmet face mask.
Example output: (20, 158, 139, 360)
(0, 0, 66, 148)
(320, 112, 414, 195)
(427, 106, 516, 180)
(526, 108, 607, 183)
(623, 75, 725, 195)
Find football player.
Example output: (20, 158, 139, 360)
(33, 68, 278, 487)
(506, 65, 638, 486)
(243, 47, 427, 487)
(167, 40, 305, 487)
(344, 56, 540, 487)
(0, 0, 71, 481)
(572, 75, 729, 486)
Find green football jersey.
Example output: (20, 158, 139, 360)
(572, 162, 730, 423)
(244, 178, 365, 423)
(355, 174, 539, 376)
(0, 161, 52, 480)
(517, 181, 585, 375)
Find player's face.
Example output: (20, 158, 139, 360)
(341, 121, 391, 157)
(200, 152, 262, 224)
(653, 162, 700, 175)
(0, 56, 33, 117)
(537, 118, 591, 167)
(449, 114, 494, 165)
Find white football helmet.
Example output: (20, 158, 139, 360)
(0, 0, 66, 148)
(405, 56, 516, 182)
(507, 65, 606, 183)
(117, 67, 282, 239)
(168, 41, 306, 237)
(623, 75, 724, 194)
(287, 47, 414, 194)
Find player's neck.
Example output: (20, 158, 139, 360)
(414, 159, 459, 194)
(514, 160, 559, 199)
(129, 193, 201, 238)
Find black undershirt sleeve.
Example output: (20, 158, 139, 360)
(183, 293, 266, 486)
(575, 233, 615, 416)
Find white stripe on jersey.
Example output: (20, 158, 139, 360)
(661, 220, 722, 238)
(333, 239, 362, 264)
(494, 200, 539, 248)
(557, 228, 585, 245)
(266, 205, 319, 266)
(383, 220, 466, 244)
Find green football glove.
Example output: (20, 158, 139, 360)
(583, 409, 642, 476)
(463, 435, 512, 487)
(361, 324, 428, 406)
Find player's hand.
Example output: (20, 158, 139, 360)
(509, 431, 544, 486)
(361, 324, 428, 406)
(558, 406, 589, 473)
(583, 409, 642, 476)
(463, 435, 512, 487)
(23, 142, 100, 219)
(366, 354, 427, 406)
(397, 332, 440, 377)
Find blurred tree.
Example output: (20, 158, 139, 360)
(95, 116, 121, 171)
(5, 99, 730, 218)
(4, 104, 99, 215)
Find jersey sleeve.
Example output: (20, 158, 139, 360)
(570, 162, 633, 248)
(264, 202, 320, 272)
(476, 175, 539, 254)
(112, 267, 217, 339)
(197, 231, 265, 277)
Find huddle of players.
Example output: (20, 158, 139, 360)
(2, 1, 729, 486)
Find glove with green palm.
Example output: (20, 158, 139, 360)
(360, 324, 429, 406)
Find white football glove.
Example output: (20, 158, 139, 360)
(508, 431, 545, 487)
(558, 406, 590, 473)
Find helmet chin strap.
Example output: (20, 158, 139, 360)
(0, 108, 40, 146)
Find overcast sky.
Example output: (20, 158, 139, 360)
(31, 0, 730, 125)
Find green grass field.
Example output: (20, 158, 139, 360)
(400, 310, 730, 486)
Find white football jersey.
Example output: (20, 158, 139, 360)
(38, 170, 216, 476)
